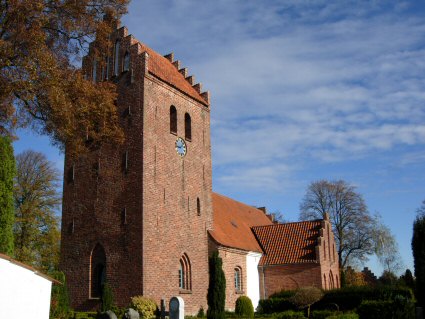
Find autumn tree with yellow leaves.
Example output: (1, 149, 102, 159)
(0, 0, 129, 154)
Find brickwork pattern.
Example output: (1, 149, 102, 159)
(61, 26, 213, 314)
(215, 247, 248, 311)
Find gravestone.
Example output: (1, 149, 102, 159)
(124, 308, 140, 319)
(169, 296, 184, 319)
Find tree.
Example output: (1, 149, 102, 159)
(373, 221, 403, 274)
(299, 180, 377, 269)
(207, 251, 226, 319)
(412, 200, 425, 307)
(399, 269, 415, 290)
(290, 286, 323, 318)
(0, 135, 15, 256)
(13, 150, 61, 272)
(0, 0, 128, 154)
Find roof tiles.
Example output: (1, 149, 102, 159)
(252, 221, 322, 265)
(209, 193, 273, 253)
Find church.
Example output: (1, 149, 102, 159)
(60, 25, 339, 314)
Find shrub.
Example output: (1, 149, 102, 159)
(313, 286, 414, 311)
(269, 290, 297, 299)
(235, 296, 254, 318)
(130, 296, 157, 319)
(310, 310, 339, 319)
(207, 251, 226, 319)
(50, 271, 71, 319)
(357, 298, 415, 319)
(326, 314, 358, 319)
(290, 287, 323, 318)
(258, 298, 297, 314)
(197, 306, 205, 317)
(272, 310, 306, 319)
(101, 283, 114, 312)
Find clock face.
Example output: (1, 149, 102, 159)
(175, 137, 187, 157)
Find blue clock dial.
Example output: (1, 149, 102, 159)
(175, 137, 187, 157)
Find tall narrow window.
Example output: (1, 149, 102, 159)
(114, 40, 120, 76)
(92, 59, 97, 82)
(323, 274, 327, 290)
(170, 106, 177, 134)
(234, 267, 242, 291)
(90, 244, 106, 298)
(123, 51, 130, 72)
(178, 253, 191, 290)
(105, 56, 110, 80)
(185, 113, 191, 141)
(197, 198, 201, 216)
(323, 240, 326, 260)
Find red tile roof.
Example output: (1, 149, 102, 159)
(209, 193, 273, 253)
(134, 41, 209, 106)
(252, 221, 322, 265)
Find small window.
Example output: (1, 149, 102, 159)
(123, 51, 130, 72)
(179, 253, 191, 290)
(92, 59, 97, 82)
(90, 244, 106, 298)
(103, 56, 109, 80)
(323, 240, 326, 260)
(67, 165, 75, 183)
(197, 198, 201, 216)
(123, 151, 129, 173)
(114, 40, 120, 76)
(234, 267, 242, 291)
(170, 106, 177, 134)
(185, 113, 191, 141)
(323, 274, 327, 290)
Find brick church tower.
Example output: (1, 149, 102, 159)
(60, 26, 213, 313)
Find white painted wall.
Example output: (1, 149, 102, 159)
(0, 256, 53, 319)
(245, 252, 262, 310)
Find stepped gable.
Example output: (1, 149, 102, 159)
(209, 193, 273, 253)
(252, 220, 322, 265)
(130, 33, 208, 106)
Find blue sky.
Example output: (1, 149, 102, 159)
(14, 0, 425, 276)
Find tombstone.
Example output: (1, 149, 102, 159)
(124, 308, 140, 319)
(169, 296, 184, 319)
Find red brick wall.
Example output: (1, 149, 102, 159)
(215, 246, 248, 311)
(141, 60, 213, 315)
(259, 263, 322, 298)
(60, 26, 213, 314)
(259, 217, 340, 298)
(316, 218, 340, 290)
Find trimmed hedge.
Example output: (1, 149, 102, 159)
(235, 296, 254, 318)
(314, 286, 414, 311)
(259, 286, 415, 313)
(357, 297, 415, 319)
(258, 298, 297, 313)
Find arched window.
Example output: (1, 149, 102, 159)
(333, 244, 336, 262)
(170, 106, 177, 134)
(323, 274, 327, 290)
(123, 51, 130, 72)
(335, 275, 339, 288)
(185, 113, 191, 141)
(329, 270, 334, 289)
(114, 40, 120, 76)
(90, 243, 106, 298)
(197, 198, 201, 216)
(179, 253, 191, 290)
(234, 267, 242, 291)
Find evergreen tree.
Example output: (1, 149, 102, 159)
(207, 251, 226, 319)
(0, 136, 15, 256)
(412, 211, 425, 307)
